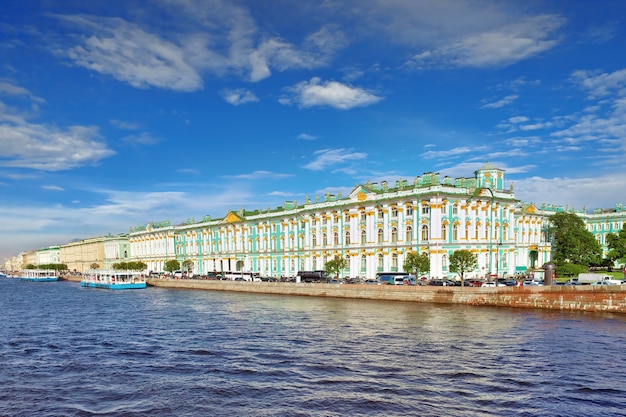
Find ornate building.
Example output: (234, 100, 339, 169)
(129, 164, 553, 279)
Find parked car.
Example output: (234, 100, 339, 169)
(482, 281, 506, 287)
(591, 280, 619, 286)
(364, 279, 380, 285)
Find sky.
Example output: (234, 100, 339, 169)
(1, 0, 626, 262)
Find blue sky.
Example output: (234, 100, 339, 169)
(1, 0, 625, 261)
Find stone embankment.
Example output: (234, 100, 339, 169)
(145, 278, 626, 314)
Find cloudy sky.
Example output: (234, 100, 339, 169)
(1, 0, 625, 261)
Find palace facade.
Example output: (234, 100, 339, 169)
(128, 164, 553, 280)
(9, 164, 623, 277)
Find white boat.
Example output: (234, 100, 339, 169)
(81, 271, 147, 290)
(19, 269, 59, 282)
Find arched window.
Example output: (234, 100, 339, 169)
(453, 224, 459, 241)
(345, 255, 350, 274)
(377, 254, 384, 270)
(391, 253, 398, 270)
(323, 233, 328, 247)
(442, 254, 448, 268)
(377, 228, 384, 244)
(334, 232, 339, 246)
(421, 225, 429, 241)
(312, 233, 317, 247)
(441, 223, 447, 241)
(405, 225, 413, 242)
(360, 255, 367, 271)
(361, 230, 367, 244)
(391, 227, 398, 243)
(345, 231, 351, 245)
(312, 256, 317, 270)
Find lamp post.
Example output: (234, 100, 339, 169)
(468, 186, 495, 281)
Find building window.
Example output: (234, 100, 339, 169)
(334, 232, 339, 246)
(405, 226, 412, 242)
(360, 255, 367, 272)
(407, 205, 414, 216)
(323, 233, 328, 247)
(345, 231, 351, 245)
(442, 203, 447, 215)
(312, 233, 317, 247)
(441, 224, 447, 241)
(453, 224, 459, 241)
(377, 228, 384, 244)
(391, 207, 398, 218)
(361, 212, 367, 222)
(361, 230, 367, 245)
(312, 256, 317, 270)
(452, 204, 458, 215)
(391, 253, 398, 270)
(422, 205, 430, 215)
(377, 254, 384, 270)
(421, 225, 429, 241)
(378, 209, 384, 220)
(391, 227, 398, 243)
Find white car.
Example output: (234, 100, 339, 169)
(482, 282, 505, 287)
(591, 280, 619, 286)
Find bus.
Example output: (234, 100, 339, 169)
(297, 270, 329, 283)
(223, 271, 261, 281)
(375, 271, 409, 285)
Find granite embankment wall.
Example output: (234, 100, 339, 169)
(143, 278, 626, 314)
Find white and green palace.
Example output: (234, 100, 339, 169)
(129, 164, 561, 280)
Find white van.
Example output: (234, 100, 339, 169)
(394, 275, 416, 285)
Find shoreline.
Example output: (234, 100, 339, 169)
(60, 275, 626, 314)
(138, 277, 626, 315)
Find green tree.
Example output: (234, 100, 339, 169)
(164, 260, 180, 273)
(449, 249, 478, 287)
(403, 251, 430, 278)
(90, 263, 100, 270)
(325, 255, 347, 280)
(182, 259, 194, 273)
(549, 212, 602, 266)
(606, 226, 626, 266)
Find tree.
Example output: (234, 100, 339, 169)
(403, 251, 430, 278)
(182, 259, 194, 273)
(325, 255, 347, 280)
(90, 263, 100, 270)
(113, 261, 147, 271)
(449, 250, 478, 287)
(606, 226, 626, 266)
(164, 260, 180, 273)
(549, 212, 602, 266)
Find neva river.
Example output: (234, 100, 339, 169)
(2, 278, 626, 416)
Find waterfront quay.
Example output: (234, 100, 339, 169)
(138, 278, 626, 314)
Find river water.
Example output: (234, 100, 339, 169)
(1, 278, 626, 417)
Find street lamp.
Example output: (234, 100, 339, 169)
(467, 186, 495, 281)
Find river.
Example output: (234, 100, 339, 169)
(1, 278, 625, 416)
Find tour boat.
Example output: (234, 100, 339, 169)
(19, 269, 59, 282)
(81, 271, 147, 290)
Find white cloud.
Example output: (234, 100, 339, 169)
(405, 14, 563, 69)
(481, 95, 519, 109)
(42, 185, 64, 191)
(122, 132, 160, 145)
(296, 133, 318, 140)
(57, 15, 204, 92)
(226, 170, 292, 180)
(514, 173, 626, 211)
(283, 77, 382, 110)
(0, 122, 114, 171)
(571, 68, 626, 99)
(0, 81, 115, 171)
(303, 148, 367, 171)
(221, 88, 259, 105)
